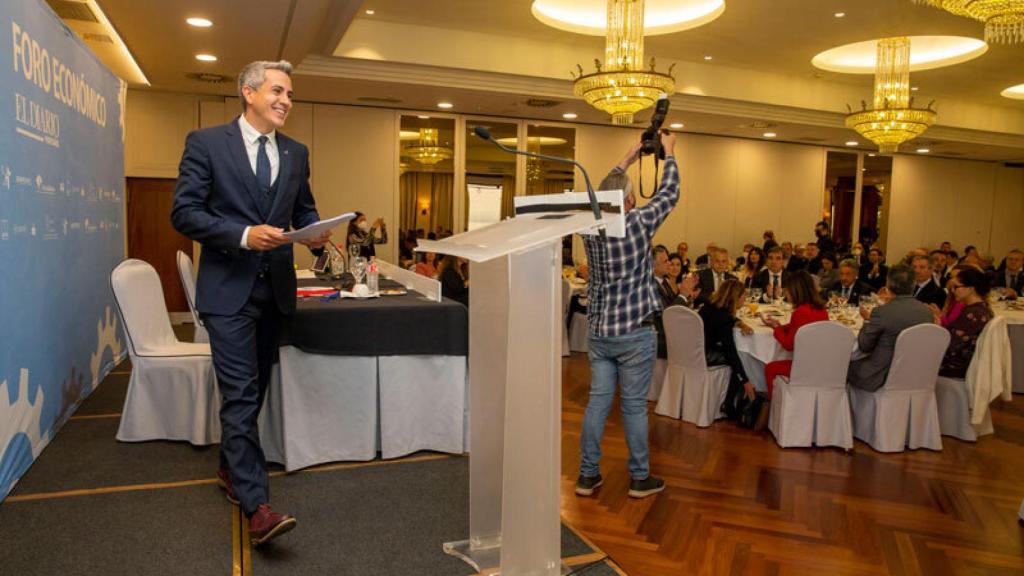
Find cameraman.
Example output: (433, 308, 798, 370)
(575, 130, 679, 500)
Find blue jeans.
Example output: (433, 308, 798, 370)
(579, 326, 656, 480)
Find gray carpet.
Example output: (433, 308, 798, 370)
(0, 484, 232, 576)
(72, 371, 129, 415)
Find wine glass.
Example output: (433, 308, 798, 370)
(750, 288, 762, 304)
(351, 256, 367, 285)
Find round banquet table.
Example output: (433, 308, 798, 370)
(992, 301, 1024, 393)
(733, 304, 863, 393)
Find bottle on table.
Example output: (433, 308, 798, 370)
(367, 257, 379, 294)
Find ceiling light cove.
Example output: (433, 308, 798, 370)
(186, 17, 212, 28)
(812, 36, 988, 73)
(437, 102, 454, 109)
(763, 132, 777, 138)
(195, 54, 217, 62)
(531, 0, 725, 36)
(1002, 83, 1024, 100)
(562, 112, 578, 119)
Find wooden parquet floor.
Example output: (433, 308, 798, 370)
(558, 353, 1024, 576)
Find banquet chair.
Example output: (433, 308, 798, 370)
(768, 321, 855, 449)
(850, 324, 949, 452)
(561, 279, 571, 357)
(935, 317, 1008, 441)
(111, 259, 220, 445)
(175, 250, 209, 343)
(654, 306, 730, 427)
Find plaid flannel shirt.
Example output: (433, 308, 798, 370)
(583, 156, 680, 337)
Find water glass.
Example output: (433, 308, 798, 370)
(351, 256, 367, 284)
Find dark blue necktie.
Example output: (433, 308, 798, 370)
(256, 135, 271, 194)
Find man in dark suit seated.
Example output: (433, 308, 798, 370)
(827, 259, 874, 305)
(171, 60, 332, 547)
(910, 255, 946, 308)
(694, 241, 716, 268)
(696, 247, 736, 298)
(751, 246, 788, 302)
(805, 243, 823, 274)
(930, 249, 952, 287)
(786, 243, 808, 272)
(993, 248, 1024, 297)
(859, 247, 888, 291)
(848, 265, 934, 391)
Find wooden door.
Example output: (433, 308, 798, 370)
(126, 178, 192, 313)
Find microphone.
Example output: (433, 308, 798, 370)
(473, 126, 606, 241)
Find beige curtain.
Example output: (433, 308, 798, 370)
(501, 175, 515, 220)
(399, 172, 419, 231)
(429, 173, 454, 232)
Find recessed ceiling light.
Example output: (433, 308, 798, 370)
(186, 17, 213, 28)
(917, 148, 930, 154)
(1000, 83, 1024, 100)
(195, 54, 217, 62)
(861, 168, 867, 171)
(834, 12, 846, 18)
(562, 112, 578, 119)
(846, 141, 858, 146)
(911, 86, 920, 91)
(437, 102, 454, 109)
(670, 122, 684, 129)
(763, 132, 777, 138)
(868, 153, 877, 157)
(703, 55, 713, 61)
(417, 115, 430, 119)
(365, 9, 375, 15)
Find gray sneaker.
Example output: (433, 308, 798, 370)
(575, 474, 603, 496)
(628, 475, 665, 498)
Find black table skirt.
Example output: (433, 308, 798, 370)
(280, 279, 468, 356)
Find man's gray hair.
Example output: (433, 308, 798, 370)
(838, 258, 858, 271)
(598, 171, 633, 196)
(238, 60, 293, 111)
(886, 264, 915, 296)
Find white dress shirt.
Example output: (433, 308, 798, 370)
(238, 115, 280, 249)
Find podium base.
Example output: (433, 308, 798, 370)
(442, 539, 573, 575)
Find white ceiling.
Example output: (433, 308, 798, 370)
(68, 0, 1024, 162)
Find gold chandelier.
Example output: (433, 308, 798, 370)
(913, 0, 1024, 44)
(571, 0, 675, 125)
(845, 37, 937, 154)
(404, 128, 452, 166)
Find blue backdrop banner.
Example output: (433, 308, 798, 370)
(0, 0, 126, 499)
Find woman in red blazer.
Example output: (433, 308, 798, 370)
(761, 271, 828, 398)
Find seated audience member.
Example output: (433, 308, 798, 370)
(652, 246, 675, 309)
(931, 249, 952, 286)
(780, 241, 795, 268)
(959, 245, 979, 264)
(940, 241, 953, 253)
(860, 247, 888, 291)
(675, 242, 691, 277)
(414, 251, 438, 278)
(761, 271, 829, 398)
(911, 255, 946, 308)
(695, 242, 717, 267)
(437, 254, 469, 306)
(805, 243, 823, 274)
(667, 254, 683, 293)
(848, 265, 934, 391)
(816, 253, 839, 291)
(829, 259, 874, 305)
(697, 247, 737, 298)
(752, 247, 789, 301)
(932, 265, 971, 328)
(735, 243, 755, 270)
(737, 247, 765, 287)
(935, 268, 993, 378)
(698, 280, 755, 414)
(850, 242, 868, 266)
(787, 243, 809, 272)
(993, 248, 1024, 297)
(979, 252, 997, 273)
(762, 230, 778, 254)
(398, 231, 417, 267)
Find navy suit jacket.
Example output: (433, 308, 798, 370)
(171, 118, 320, 316)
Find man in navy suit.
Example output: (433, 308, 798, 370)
(171, 60, 330, 546)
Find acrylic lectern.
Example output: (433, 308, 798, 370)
(416, 191, 624, 576)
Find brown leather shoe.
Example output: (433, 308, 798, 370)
(249, 504, 297, 547)
(216, 469, 239, 505)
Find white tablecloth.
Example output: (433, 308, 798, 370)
(992, 303, 1024, 393)
(259, 346, 467, 471)
(734, 306, 862, 392)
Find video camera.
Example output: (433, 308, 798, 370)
(639, 95, 670, 159)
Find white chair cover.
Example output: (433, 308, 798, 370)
(569, 312, 589, 353)
(648, 358, 666, 402)
(850, 323, 949, 452)
(561, 279, 571, 357)
(934, 317, 1006, 441)
(111, 259, 220, 445)
(768, 321, 855, 449)
(655, 306, 730, 427)
(175, 250, 209, 343)
(965, 315, 1013, 422)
